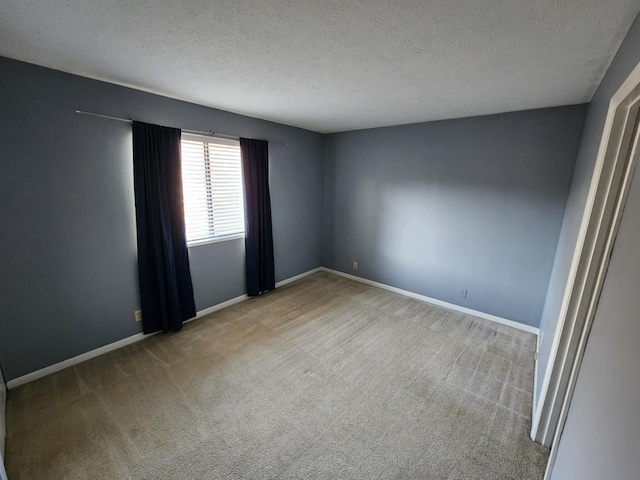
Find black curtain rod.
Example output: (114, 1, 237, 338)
(74, 110, 287, 145)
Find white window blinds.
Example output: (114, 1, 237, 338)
(180, 134, 245, 245)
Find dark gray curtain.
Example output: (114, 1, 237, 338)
(240, 138, 275, 296)
(132, 121, 196, 333)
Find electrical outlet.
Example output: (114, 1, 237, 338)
(460, 289, 467, 298)
(353, 261, 358, 270)
(135, 310, 142, 322)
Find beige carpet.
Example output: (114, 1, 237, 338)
(6, 271, 548, 479)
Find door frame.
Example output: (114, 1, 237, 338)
(531, 60, 640, 474)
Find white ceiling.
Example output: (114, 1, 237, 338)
(1, 1, 639, 133)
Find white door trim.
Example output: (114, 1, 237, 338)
(532, 59, 640, 472)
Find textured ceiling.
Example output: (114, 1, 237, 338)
(1, 1, 639, 133)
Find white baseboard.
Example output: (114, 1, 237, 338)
(276, 267, 323, 287)
(6, 332, 153, 389)
(6, 267, 323, 390)
(7, 266, 536, 389)
(320, 267, 540, 336)
(188, 294, 248, 320)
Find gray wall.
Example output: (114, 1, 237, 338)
(550, 136, 640, 480)
(536, 13, 640, 401)
(0, 57, 324, 381)
(323, 107, 586, 327)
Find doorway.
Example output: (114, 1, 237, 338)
(532, 59, 640, 476)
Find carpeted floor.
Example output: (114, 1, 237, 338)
(6, 271, 548, 479)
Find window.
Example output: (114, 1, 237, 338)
(180, 134, 245, 245)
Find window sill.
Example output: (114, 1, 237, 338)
(187, 234, 245, 249)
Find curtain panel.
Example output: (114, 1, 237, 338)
(240, 138, 275, 296)
(132, 121, 196, 333)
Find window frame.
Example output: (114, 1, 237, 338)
(180, 133, 245, 247)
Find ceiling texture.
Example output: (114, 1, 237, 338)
(1, 0, 639, 133)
